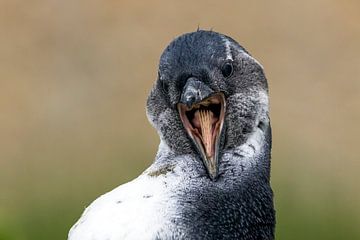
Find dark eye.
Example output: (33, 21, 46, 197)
(221, 62, 234, 78)
(161, 80, 169, 94)
(158, 71, 169, 94)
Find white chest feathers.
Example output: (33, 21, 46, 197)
(68, 172, 179, 240)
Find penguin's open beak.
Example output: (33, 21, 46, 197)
(177, 77, 226, 180)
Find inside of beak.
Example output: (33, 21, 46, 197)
(193, 109, 217, 157)
(178, 93, 226, 179)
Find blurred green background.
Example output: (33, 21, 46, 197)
(1, 0, 359, 239)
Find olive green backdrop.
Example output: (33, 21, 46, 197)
(1, 0, 359, 239)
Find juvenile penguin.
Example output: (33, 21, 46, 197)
(68, 30, 275, 240)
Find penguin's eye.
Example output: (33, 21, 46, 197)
(221, 62, 234, 78)
(158, 72, 169, 95)
(161, 80, 169, 94)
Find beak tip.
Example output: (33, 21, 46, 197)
(208, 170, 218, 181)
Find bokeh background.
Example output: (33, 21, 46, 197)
(1, 0, 359, 239)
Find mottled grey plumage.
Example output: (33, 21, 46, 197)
(69, 30, 275, 240)
(147, 30, 274, 239)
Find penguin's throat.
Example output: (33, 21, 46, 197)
(178, 93, 225, 158)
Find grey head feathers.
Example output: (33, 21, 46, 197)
(147, 30, 269, 160)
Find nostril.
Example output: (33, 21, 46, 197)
(196, 90, 201, 98)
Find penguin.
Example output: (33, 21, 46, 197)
(68, 30, 275, 240)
